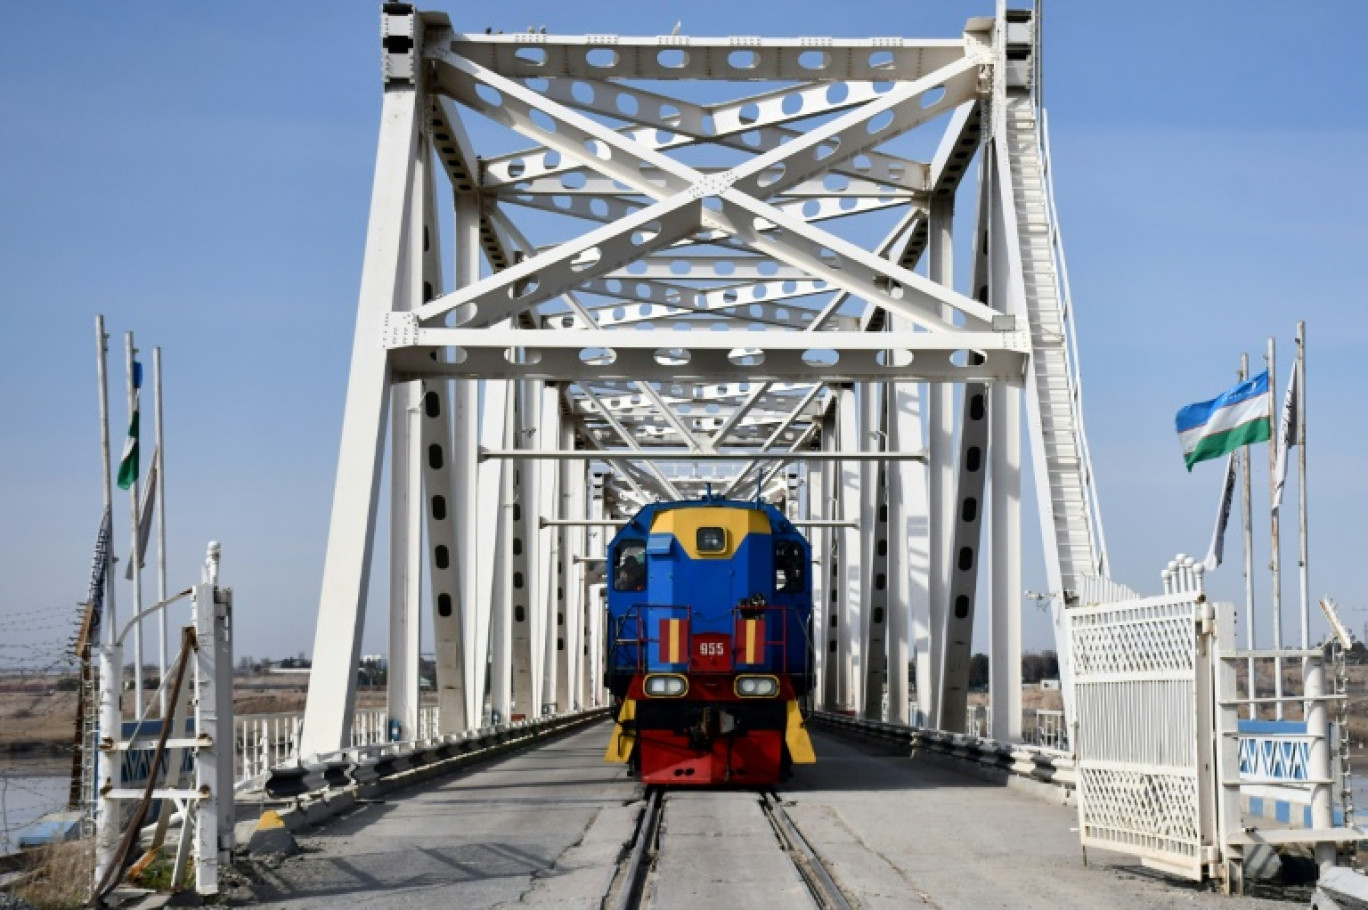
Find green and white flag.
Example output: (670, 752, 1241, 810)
(1174, 370, 1271, 471)
(116, 362, 142, 490)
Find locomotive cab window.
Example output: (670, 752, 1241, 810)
(696, 526, 727, 553)
(613, 540, 646, 591)
(775, 540, 805, 593)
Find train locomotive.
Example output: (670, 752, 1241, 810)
(603, 495, 816, 785)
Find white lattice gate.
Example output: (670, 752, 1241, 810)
(1069, 592, 1217, 880)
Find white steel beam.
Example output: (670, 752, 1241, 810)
(386, 126, 429, 745)
(806, 455, 826, 710)
(859, 384, 884, 719)
(390, 326, 1028, 384)
(480, 76, 931, 192)
(450, 194, 482, 732)
(585, 472, 608, 706)
(442, 33, 969, 83)
(923, 197, 955, 728)
(820, 407, 840, 710)
(989, 377, 1022, 741)
(836, 387, 863, 712)
(300, 76, 420, 757)
(485, 377, 515, 724)
(510, 382, 541, 720)
(936, 140, 996, 734)
(887, 315, 930, 727)
(389, 389, 422, 742)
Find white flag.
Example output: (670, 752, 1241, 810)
(1203, 452, 1238, 572)
(125, 448, 159, 580)
(1272, 360, 1299, 512)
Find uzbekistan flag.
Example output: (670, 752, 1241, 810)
(1175, 370, 1271, 471)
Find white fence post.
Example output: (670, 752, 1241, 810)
(193, 561, 233, 895)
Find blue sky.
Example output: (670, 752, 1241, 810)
(1, 1, 1365, 667)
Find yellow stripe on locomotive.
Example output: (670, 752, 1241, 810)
(649, 506, 771, 558)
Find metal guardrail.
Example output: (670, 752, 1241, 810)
(253, 708, 613, 801)
(810, 710, 1076, 793)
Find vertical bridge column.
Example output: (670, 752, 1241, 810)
(300, 24, 421, 755)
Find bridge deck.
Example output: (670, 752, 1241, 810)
(229, 723, 1293, 908)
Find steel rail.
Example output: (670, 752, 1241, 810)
(611, 787, 663, 910)
(761, 791, 854, 910)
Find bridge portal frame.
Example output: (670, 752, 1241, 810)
(298, 2, 1105, 758)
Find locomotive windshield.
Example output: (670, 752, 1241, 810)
(613, 540, 646, 591)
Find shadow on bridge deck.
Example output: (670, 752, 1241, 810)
(224, 721, 1299, 909)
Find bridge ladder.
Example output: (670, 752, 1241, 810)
(1003, 92, 1108, 593)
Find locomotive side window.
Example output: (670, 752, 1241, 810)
(613, 540, 646, 591)
(775, 540, 805, 593)
(696, 527, 726, 553)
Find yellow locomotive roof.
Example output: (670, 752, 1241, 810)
(649, 506, 770, 559)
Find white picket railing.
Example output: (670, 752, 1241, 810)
(961, 706, 1069, 752)
(1030, 709, 1068, 751)
(235, 706, 444, 788)
(419, 705, 440, 740)
(235, 713, 301, 788)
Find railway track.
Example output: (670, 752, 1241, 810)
(606, 787, 855, 910)
(760, 790, 855, 910)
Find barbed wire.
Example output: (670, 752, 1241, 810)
(0, 606, 80, 620)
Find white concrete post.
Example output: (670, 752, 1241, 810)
(94, 638, 123, 883)
(1306, 653, 1337, 866)
(193, 565, 233, 895)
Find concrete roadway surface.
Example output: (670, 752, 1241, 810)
(227, 721, 1300, 909)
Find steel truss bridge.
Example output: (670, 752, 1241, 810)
(299, 1, 1108, 759)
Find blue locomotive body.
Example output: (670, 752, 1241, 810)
(603, 497, 815, 784)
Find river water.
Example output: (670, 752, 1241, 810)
(0, 764, 69, 856)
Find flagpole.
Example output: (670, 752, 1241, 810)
(94, 319, 123, 882)
(1296, 323, 1309, 654)
(1240, 355, 1255, 718)
(125, 332, 143, 714)
(1267, 337, 1282, 720)
(96, 317, 117, 640)
(154, 347, 167, 718)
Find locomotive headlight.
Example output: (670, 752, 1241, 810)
(644, 674, 688, 697)
(735, 675, 779, 698)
